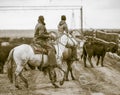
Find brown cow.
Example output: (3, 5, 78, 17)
(81, 37, 118, 67)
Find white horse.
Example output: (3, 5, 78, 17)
(6, 32, 78, 89)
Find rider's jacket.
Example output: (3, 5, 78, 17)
(58, 20, 68, 34)
(34, 22, 49, 42)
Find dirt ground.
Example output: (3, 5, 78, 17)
(1, 50, 120, 95)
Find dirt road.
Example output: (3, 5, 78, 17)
(0, 70, 85, 95)
(1, 52, 120, 95)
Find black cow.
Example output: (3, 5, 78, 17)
(81, 37, 118, 67)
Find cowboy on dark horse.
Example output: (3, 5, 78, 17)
(33, 15, 57, 68)
(58, 15, 78, 61)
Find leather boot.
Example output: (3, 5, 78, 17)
(42, 49, 57, 68)
(48, 50, 57, 67)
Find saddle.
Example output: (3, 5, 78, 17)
(31, 44, 48, 55)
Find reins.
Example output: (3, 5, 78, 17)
(66, 33, 76, 46)
(57, 33, 77, 46)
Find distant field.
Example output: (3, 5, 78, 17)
(0, 29, 57, 38)
(0, 29, 120, 38)
(0, 30, 34, 38)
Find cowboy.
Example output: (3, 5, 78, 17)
(58, 15, 78, 61)
(34, 15, 57, 68)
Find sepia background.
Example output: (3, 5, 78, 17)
(0, 0, 120, 95)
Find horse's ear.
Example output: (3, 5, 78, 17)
(49, 31, 57, 41)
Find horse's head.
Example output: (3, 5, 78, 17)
(60, 33, 78, 47)
(49, 31, 58, 41)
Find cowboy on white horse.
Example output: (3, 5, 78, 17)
(33, 16, 57, 69)
(58, 15, 78, 61)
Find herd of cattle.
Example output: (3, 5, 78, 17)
(0, 30, 120, 73)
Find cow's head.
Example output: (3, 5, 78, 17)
(108, 42, 118, 53)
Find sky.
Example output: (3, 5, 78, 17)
(0, 0, 120, 29)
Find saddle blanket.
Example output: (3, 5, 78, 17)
(31, 44, 48, 54)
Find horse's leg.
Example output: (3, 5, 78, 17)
(54, 70, 57, 82)
(48, 67, 59, 88)
(96, 55, 100, 66)
(88, 55, 94, 67)
(101, 56, 105, 67)
(69, 62, 75, 80)
(66, 67, 69, 81)
(14, 65, 24, 89)
(19, 72, 28, 88)
(83, 55, 87, 67)
(55, 64, 66, 86)
(49, 70, 57, 82)
(66, 61, 70, 81)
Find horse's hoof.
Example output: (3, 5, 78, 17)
(101, 65, 104, 67)
(25, 84, 28, 88)
(10, 80, 13, 83)
(15, 85, 22, 90)
(66, 79, 69, 81)
(55, 85, 59, 88)
(72, 78, 75, 80)
(91, 65, 94, 68)
(59, 81, 64, 85)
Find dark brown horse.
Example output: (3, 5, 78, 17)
(62, 45, 78, 81)
(51, 32, 79, 81)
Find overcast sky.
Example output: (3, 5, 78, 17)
(0, 0, 120, 29)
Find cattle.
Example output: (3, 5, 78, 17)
(0, 45, 16, 73)
(83, 29, 95, 37)
(81, 37, 118, 67)
(96, 30, 119, 43)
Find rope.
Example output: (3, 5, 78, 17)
(66, 33, 76, 46)
(54, 32, 78, 46)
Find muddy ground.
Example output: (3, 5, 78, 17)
(0, 50, 120, 95)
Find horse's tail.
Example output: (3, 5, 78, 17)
(6, 49, 14, 83)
